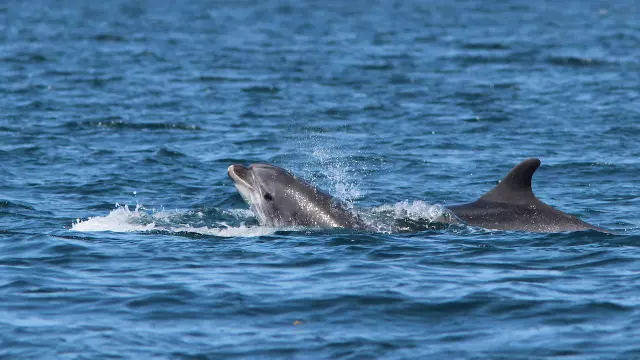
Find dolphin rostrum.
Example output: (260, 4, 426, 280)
(446, 158, 608, 232)
(227, 163, 366, 229)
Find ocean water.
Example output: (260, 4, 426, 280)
(1, 0, 640, 358)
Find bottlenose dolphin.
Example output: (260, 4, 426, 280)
(447, 158, 608, 232)
(227, 164, 366, 229)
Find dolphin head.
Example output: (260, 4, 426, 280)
(227, 163, 362, 228)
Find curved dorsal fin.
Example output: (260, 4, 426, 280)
(479, 158, 541, 204)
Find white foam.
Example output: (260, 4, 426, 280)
(168, 224, 276, 237)
(71, 204, 275, 237)
(72, 201, 456, 237)
(225, 208, 255, 219)
(371, 200, 449, 222)
(360, 200, 457, 232)
(72, 204, 156, 232)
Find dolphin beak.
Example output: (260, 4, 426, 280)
(228, 164, 255, 190)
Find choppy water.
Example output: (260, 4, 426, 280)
(2, 0, 640, 358)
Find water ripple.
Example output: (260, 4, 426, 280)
(63, 120, 203, 131)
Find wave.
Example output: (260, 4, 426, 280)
(460, 42, 510, 50)
(241, 85, 280, 93)
(62, 119, 203, 131)
(71, 201, 457, 237)
(546, 56, 606, 67)
(0, 199, 36, 211)
(71, 204, 275, 237)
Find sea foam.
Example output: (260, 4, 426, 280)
(72, 204, 275, 237)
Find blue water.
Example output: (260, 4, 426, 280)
(2, 0, 640, 358)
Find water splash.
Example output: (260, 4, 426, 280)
(311, 146, 362, 207)
(72, 204, 155, 232)
(72, 201, 459, 237)
(288, 131, 365, 208)
(71, 204, 275, 237)
(370, 200, 450, 220)
(362, 200, 459, 232)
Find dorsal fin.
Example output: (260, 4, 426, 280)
(479, 158, 541, 204)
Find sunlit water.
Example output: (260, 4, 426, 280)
(1, 0, 640, 358)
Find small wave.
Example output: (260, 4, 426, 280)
(0, 52, 47, 63)
(168, 224, 277, 237)
(197, 75, 252, 83)
(72, 202, 458, 236)
(0, 199, 35, 211)
(604, 126, 640, 136)
(93, 34, 126, 42)
(446, 49, 539, 65)
(155, 147, 187, 158)
(0, 145, 42, 156)
(63, 119, 203, 131)
(241, 85, 280, 93)
(461, 42, 510, 50)
(239, 111, 285, 119)
(71, 205, 273, 237)
(547, 56, 605, 67)
(358, 61, 394, 71)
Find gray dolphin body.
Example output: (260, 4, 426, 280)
(227, 164, 366, 229)
(447, 158, 608, 232)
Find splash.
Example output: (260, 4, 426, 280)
(72, 204, 155, 232)
(311, 146, 362, 206)
(71, 204, 275, 237)
(71, 201, 459, 237)
(371, 200, 450, 220)
(289, 131, 365, 208)
(362, 200, 459, 232)
(165, 224, 277, 237)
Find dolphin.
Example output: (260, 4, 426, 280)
(227, 163, 367, 229)
(446, 158, 608, 232)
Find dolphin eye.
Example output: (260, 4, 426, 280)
(263, 193, 273, 201)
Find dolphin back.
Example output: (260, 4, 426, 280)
(447, 158, 608, 233)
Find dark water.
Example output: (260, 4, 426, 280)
(2, 0, 640, 358)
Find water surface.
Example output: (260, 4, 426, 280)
(1, 0, 640, 358)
